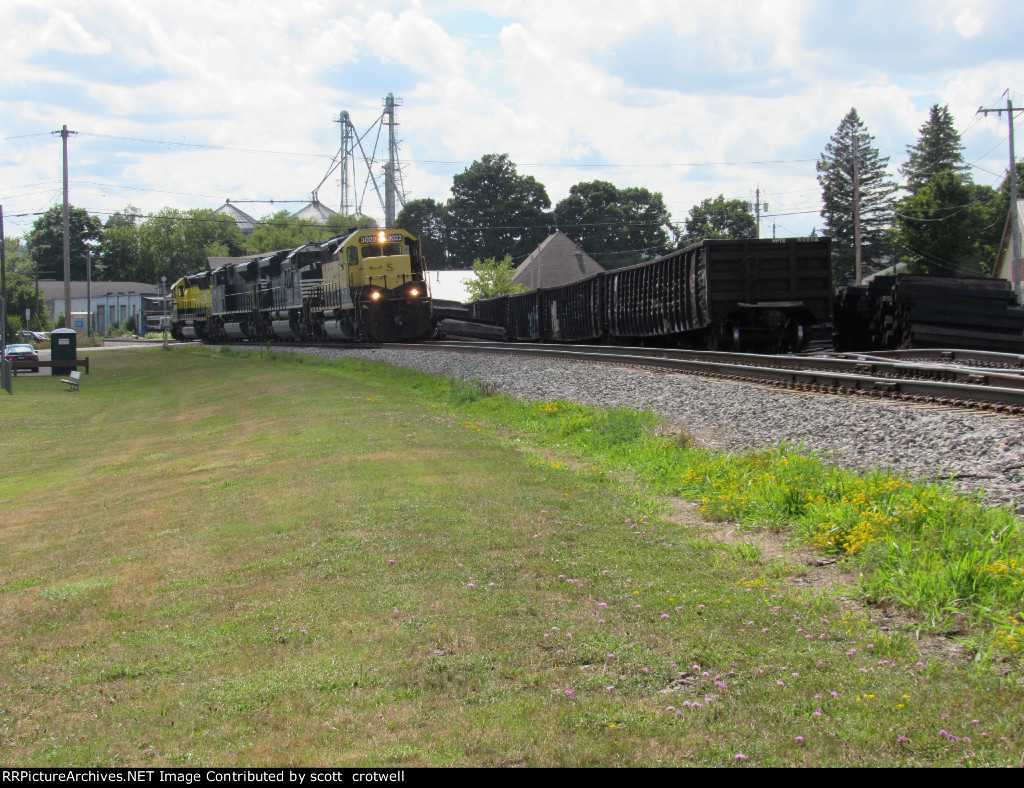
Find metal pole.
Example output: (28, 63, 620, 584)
(384, 95, 396, 227)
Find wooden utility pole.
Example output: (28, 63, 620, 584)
(853, 132, 862, 286)
(1, 204, 6, 323)
(978, 94, 1023, 303)
(54, 125, 77, 325)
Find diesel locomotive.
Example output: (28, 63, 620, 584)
(170, 228, 432, 344)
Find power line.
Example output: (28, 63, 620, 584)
(77, 132, 335, 160)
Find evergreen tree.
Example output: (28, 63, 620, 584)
(817, 109, 898, 285)
(900, 104, 970, 194)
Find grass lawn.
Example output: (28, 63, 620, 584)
(0, 346, 1022, 767)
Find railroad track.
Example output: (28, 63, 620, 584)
(390, 341, 1024, 415)
(197, 338, 1024, 415)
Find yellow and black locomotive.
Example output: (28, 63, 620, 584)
(170, 228, 432, 344)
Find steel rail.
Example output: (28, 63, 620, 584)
(389, 341, 1024, 413)
(413, 341, 1024, 388)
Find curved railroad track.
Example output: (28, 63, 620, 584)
(392, 341, 1024, 415)
(181, 337, 1024, 415)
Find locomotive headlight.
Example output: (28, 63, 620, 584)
(377, 230, 386, 243)
(409, 288, 419, 297)
(370, 290, 381, 301)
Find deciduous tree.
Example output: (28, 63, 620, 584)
(396, 198, 450, 268)
(99, 206, 144, 282)
(679, 195, 756, 247)
(463, 255, 526, 301)
(139, 208, 246, 282)
(553, 180, 672, 269)
(446, 154, 551, 267)
(26, 205, 102, 280)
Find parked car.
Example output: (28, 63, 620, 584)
(21, 330, 49, 342)
(4, 343, 39, 373)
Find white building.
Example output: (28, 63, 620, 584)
(39, 279, 159, 334)
(993, 198, 1024, 303)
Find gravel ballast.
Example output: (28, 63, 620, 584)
(271, 345, 1024, 515)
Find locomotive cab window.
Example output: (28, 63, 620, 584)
(362, 243, 405, 259)
(347, 247, 359, 266)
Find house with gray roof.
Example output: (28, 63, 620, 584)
(511, 232, 604, 291)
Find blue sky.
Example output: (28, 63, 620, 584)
(2, 0, 1023, 251)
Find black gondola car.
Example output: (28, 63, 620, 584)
(469, 237, 832, 352)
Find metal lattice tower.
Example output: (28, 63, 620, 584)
(314, 95, 408, 226)
(337, 110, 354, 216)
(383, 93, 405, 227)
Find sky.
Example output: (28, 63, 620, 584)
(2, 0, 1024, 254)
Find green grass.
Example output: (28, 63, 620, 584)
(0, 346, 1022, 767)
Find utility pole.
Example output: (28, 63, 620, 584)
(752, 186, 768, 239)
(87, 249, 92, 338)
(978, 93, 1023, 303)
(1, 204, 9, 394)
(1, 204, 6, 327)
(53, 125, 77, 326)
(852, 132, 863, 285)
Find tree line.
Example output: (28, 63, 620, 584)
(818, 105, 1022, 285)
(395, 153, 755, 272)
(6, 103, 1021, 337)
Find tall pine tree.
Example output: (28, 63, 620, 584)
(817, 109, 898, 285)
(891, 105, 1006, 275)
(900, 104, 970, 194)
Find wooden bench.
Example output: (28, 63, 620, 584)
(62, 370, 81, 391)
(10, 357, 90, 373)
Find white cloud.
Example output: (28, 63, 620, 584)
(2, 0, 1023, 240)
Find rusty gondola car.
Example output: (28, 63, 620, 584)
(470, 237, 832, 352)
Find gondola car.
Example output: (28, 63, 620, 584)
(171, 228, 432, 344)
(470, 237, 832, 352)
